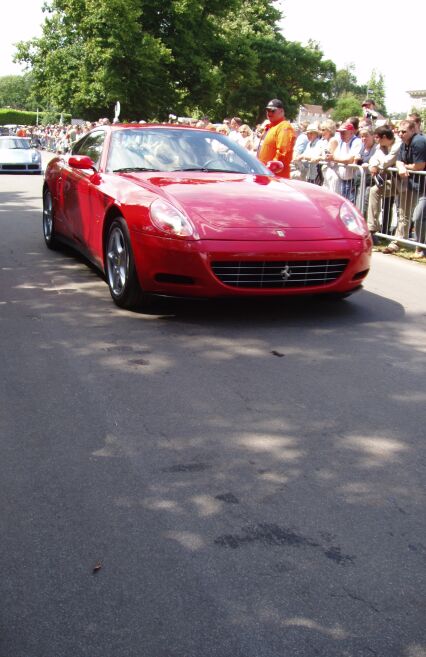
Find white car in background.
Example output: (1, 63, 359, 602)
(0, 136, 42, 174)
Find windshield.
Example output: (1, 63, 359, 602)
(0, 138, 31, 150)
(106, 127, 268, 175)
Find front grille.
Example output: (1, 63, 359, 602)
(211, 259, 349, 289)
(1, 164, 27, 170)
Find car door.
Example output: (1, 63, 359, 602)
(62, 130, 106, 253)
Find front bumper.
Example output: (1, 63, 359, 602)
(130, 232, 372, 298)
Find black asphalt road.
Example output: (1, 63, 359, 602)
(1, 168, 425, 657)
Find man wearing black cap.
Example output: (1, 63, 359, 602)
(258, 99, 295, 178)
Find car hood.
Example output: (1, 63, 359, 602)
(122, 172, 346, 240)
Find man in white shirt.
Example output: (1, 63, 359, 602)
(325, 122, 361, 203)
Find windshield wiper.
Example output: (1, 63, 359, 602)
(173, 167, 243, 173)
(172, 167, 209, 172)
(113, 167, 159, 173)
(207, 169, 245, 173)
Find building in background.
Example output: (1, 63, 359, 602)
(407, 90, 426, 109)
(297, 104, 332, 125)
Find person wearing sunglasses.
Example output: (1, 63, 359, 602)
(257, 99, 295, 178)
(383, 120, 426, 256)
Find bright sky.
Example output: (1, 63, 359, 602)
(278, 0, 425, 113)
(1, 0, 424, 114)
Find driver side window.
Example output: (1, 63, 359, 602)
(72, 130, 106, 168)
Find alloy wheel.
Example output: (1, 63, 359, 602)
(107, 225, 128, 297)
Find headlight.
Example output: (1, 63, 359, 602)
(31, 151, 41, 162)
(339, 201, 368, 236)
(149, 198, 195, 237)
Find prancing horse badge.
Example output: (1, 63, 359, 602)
(280, 265, 292, 281)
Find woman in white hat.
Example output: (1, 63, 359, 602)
(294, 123, 321, 185)
(298, 123, 322, 184)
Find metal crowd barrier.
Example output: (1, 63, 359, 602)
(362, 168, 426, 251)
(291, 159, 366, 208)
(291, 160, 426, 252)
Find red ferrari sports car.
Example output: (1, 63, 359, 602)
(43, 124, 371, 309)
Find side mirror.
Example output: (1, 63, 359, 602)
(68, 155, 96, 170)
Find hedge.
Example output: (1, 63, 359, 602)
(0, 108, 72, 126)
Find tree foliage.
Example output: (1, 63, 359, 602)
(14, 0, 336, 123)
(331, 65, 366, 100)
(14, 0, 174, 120)
(0, 74, 35, 110)
(329, 65, 389, 119)
(331, 93, 362, 123)
(366, 70, 387, 116)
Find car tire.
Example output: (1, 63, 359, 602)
(43, 189, 58, 249)
(105, 217, 146, 309)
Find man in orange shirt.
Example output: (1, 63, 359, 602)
(257, 99, 295, 178)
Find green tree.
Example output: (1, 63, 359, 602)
(366, 70, 387, 115)
(15, 0, 174, 120)
(331, 92, 362, 123)
(0, 73, 34, 110)
(138, 0, 335, 122)
(212, 27, 335, 123)
(331, 65, 366, 100)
